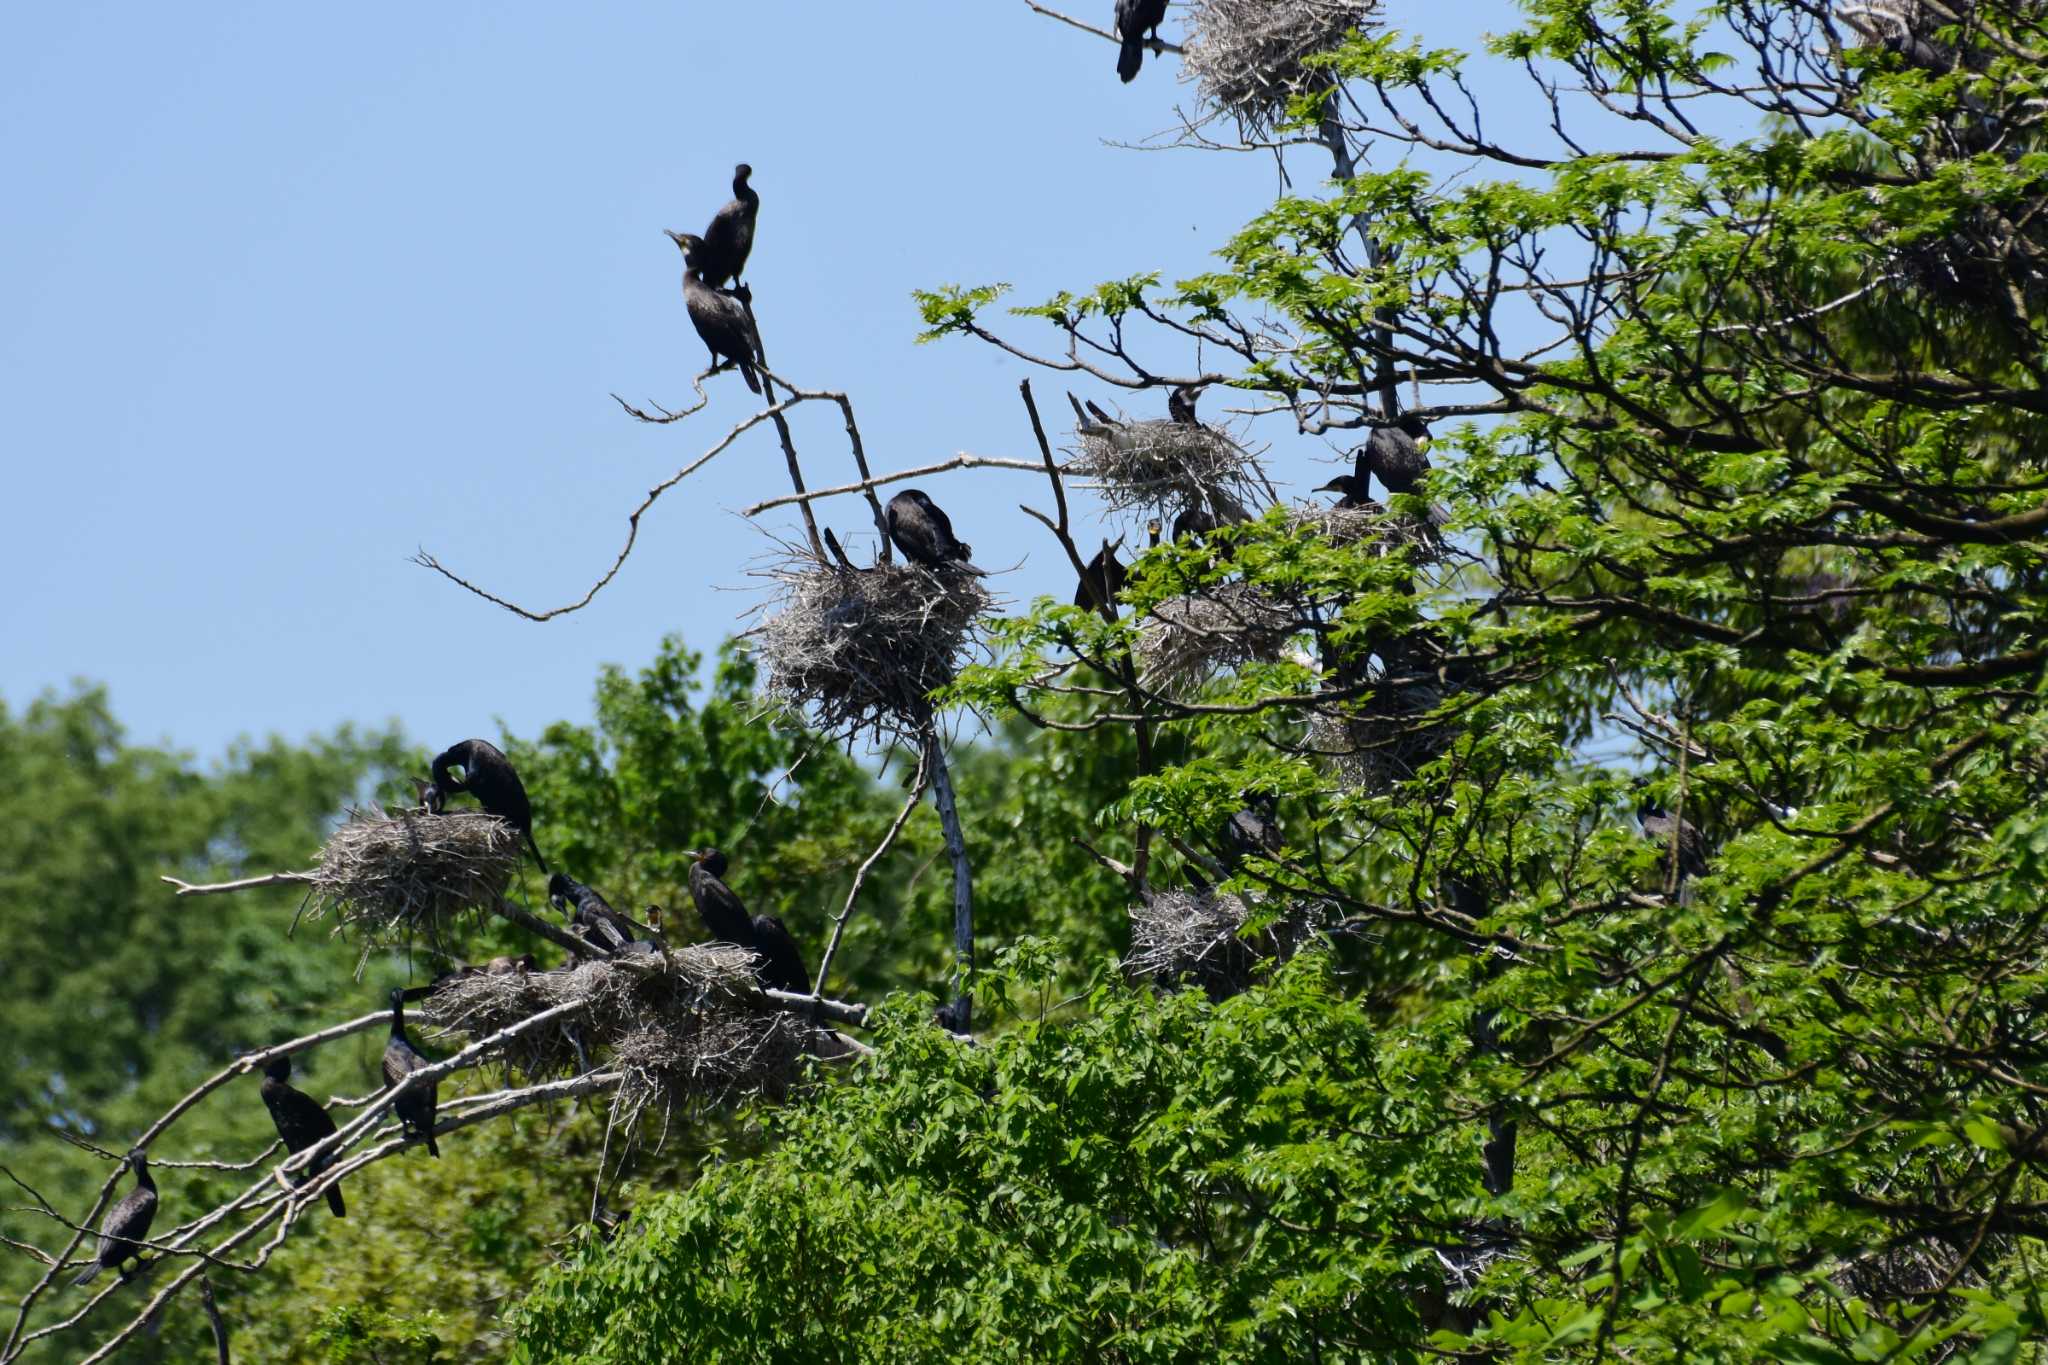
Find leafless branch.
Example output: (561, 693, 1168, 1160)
(743, 454, 1046, 517)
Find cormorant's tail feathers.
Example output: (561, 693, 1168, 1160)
(1119, 37, 1144, 81)
(426, 1136, 441, 1159)
(72, 1261, 103, 1288)
(740, 363, 762, 395)
(325, 1186, 346, 1218)
(526, 831, 550, 877)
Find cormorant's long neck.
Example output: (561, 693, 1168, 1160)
(133, 1159, 154, 1192)
(390, 999, 406, 1040)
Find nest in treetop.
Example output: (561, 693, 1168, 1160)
(422, 947, 806, 1124)
(1124, 889, 1323, 1001)
(303, 806, 521, 951)
(1180, 0, 1380, 136)
(1070, 418, 1265, 523)
(751, 552, 991, 741)
(1283, 499, 1444, 562)
(1135, 582, 1299, 693)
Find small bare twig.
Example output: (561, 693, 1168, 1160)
(160, 871, 316, 898)
(743, 454, 1045, 518)
(813, 746, 933, 995)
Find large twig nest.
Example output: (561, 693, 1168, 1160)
(303, 807, 521, 949)
(752, 554, 990, 741)
(1071, 419, 1266, 521)
(1136, 583, 1299, 692)
(423, 947, 803, 1121)
(1283, 500, 1446, 561)
(1305, 703, 1455, 792)
(1182, 0, 1379, 135)
(1125, 890, 1323, 1000)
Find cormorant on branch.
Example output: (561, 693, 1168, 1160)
(1633, 777, 1710, 884)
(548, 873, 635, 954)
(686, 849, 813, 995)
(886, 489, 987, 576)
(71, 1151, 157, 1287)
(666, 230, 763, 394)
(426, 739, 548, 874)
(1115, 0, 1169, 82)
(382, 988, 440, 1158)
(692, 163, 758, 289)
(1357, 414, 1448, 526)
(1074, 540, 1127, 612)
(259, 1053, 345, 1217)
(1167, 383, 1203, 427)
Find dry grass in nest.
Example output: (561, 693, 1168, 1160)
(752, 554, 990, 740)
(422, 946, 804, 1123)
(1071, 419, 1266, 522)
(1125, 890, 1321, 1001)
(303, 806, 521, 951)
(1136, 583, 1298, 692)
(1305, 701, 1455, 792)
(1182, 0, 1379, 136)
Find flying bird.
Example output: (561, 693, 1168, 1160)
(426, 739, 548, 874)
(258, 1053, 345, 1218)
(72, 1151, 157, 1287)
(886, 489, 987, 575)
(692, 163, 758, 289)
(1115, 0, 1170, 82)
(382, 988, 440, 1158)
(666, 230, 764, 393)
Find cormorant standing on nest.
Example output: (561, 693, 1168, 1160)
(258, 1054, 345, 1217)
(686, 849, 813, 994)
(1073, 541, 1127, 612)
(1314, 464, 1377, 510)
(1115, 0, 1169, 82)
(548, 873, 635, 954)
(886, 489, 987, 576)
(1167, 383, 1202, 427)
(1634, 778, 1709, 886)
(1357, 414, 1448, 525)
(382, 988, 440, 1158)
(426, 739, 548, 874)
(692, 163, 758, 289)
(72, 1152, 157, 1287)
(665, 230, 763, 394)
(1219, 793, 1282, 871)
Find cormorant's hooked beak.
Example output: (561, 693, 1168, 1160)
(1314, 478, 1347, 494)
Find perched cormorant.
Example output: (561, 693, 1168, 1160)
(548, 873, 635, 954)
(485, 953, 537, 975)
(1315, 450, 1378, 509)
(426, 739, 548, 874)
(1171, 507, 1218, 544)
(1167, 383, 1202, 427)
(1219, 793, 1282, 871)
(382, 988, 440, 1158)
(690, 163, 758, 290)
(1634, 778, 1710, 883)
(72, 1152, 157, 1287)
(886, 489, 986, 576)
(1357, 414, 1434, 494)
(258, 1054, 345, 1218)
(1073, 541, 1127, 612)
(686, 849, 813, 995)
(666, 230, 764, 394)
(1115, 0, 1170, 82)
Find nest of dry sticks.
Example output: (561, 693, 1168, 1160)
(1181, 0, 1379, 135)
(752, 554, 990, 740)
(1071, 418, 1265, 522)
(1305, 700, 1455, 792)
(1125, 889, 1322, 1000)
(1136, 583, 1299, 692)
(303, 807, 521, 950)
(423, 947, 806, 1123)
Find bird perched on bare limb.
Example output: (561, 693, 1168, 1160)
(691, 163, 758, 289)
(382, 988, 440, 1158)
(71, 1152, 156, 1287)
(1116, 0, 1170, 82)
(665, 230, 763, 394)
(886, 489, 987, 576)
(425, 738, 548, 874)
(258, 1053, 345, 1217)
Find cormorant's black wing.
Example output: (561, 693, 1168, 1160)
(689, 864, 756, 945)
(749, 914, 812, 994)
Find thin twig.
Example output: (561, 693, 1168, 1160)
(160, 871, 316, 898)
(743, 455, 1045, 517)
(813, 747, 932, 994)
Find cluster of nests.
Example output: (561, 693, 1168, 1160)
(1180, 0, 1381, 136)
(302, 807, 815, 1123)
(752, 553, 991, 741)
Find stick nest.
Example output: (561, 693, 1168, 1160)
(1071, 419, 1264, 521)
(1181, 0, 1380, 135)
(1305, 701, 1456, 792)
(753, 555, 990, 740)
(1125, 890, 1322, 1001)
(1136, 583, 1299, 692)
(423, 948, 805, 1123)
(304, 807, 521, 949)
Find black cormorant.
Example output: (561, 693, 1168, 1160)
(748, 913, 812, 995)
(692, 163, 758, 290)
(666, 230, 763, 394)
(72, 1152, 157, 1287)
(1357, 414, 1433, 494)
(426, 739, 548, 874)
(1314, 463, 1377, 510)
(548, 873, 635, 954)
(1634, 779, 1710, 883)
(258, 1054, 345, 1217)
(1167, 383, 1202, 427)
(1115, 0, 1170, 82)
(1073, 541, 1127, 612)
(687, 849, 812, 994)
(886, 489, 987, 575)
(1219, 793, 1282, 871)
(382, 988, 440, 1158)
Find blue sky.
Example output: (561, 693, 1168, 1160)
(1, 1, 1517, 758)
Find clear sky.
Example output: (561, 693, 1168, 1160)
(0, 1, 1514, 759)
